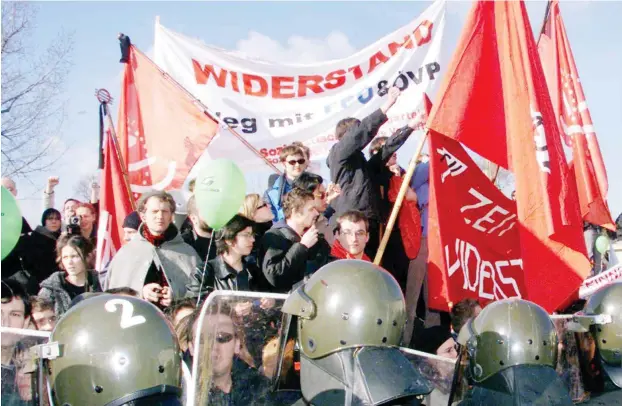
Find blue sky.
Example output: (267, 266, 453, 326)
(13, 0, 622, 227)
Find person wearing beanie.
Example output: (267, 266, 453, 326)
(26, 208, 63, 286)
(122, 211, 141, 243)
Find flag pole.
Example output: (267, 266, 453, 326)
(118, 34, 282, 175)
(373, 130, 429, 265)
(537, 0, 553, 43)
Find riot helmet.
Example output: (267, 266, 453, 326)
(282, 260, 432, 405)
(583, 281, 622, 388)
(44, 294, 182, 406)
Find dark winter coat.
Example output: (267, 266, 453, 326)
(259, 221, 330, 293)
(326, 108, 414, 222)
(26, 226, 60, 284)
(38, 270, 102, 318)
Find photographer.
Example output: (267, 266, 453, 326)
(259, 189, 331, 293)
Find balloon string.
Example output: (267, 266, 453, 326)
(196, 235, 215, 305)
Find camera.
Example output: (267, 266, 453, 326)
(67, 216, 81, 235)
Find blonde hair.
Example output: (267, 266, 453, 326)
(240, 193, 262, 219)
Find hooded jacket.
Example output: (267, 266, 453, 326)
(259, 221, 330, 293)
(105, 224, 200, 299)
(38, 270, 102, 318)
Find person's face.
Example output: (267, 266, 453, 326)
(140, 197, 173, 235)
(173, 307, 194, 328)
(205, 314, 240, 379)
(436, 337, 459, 360)
(123, 227, 138, 243)
(386, 152, 398, 167)
(313, 184, 328, 213)
(44, 214, 62, 233)
(337, 220, 369, 257)
(64, 200, 79, 219)
(2, 178, 17, 196)
(253, 201, 274, 223)
(31, 308, 56, 332)
(1, 298, 29, 346)
(282, 154, 307, 179)
(76, 207, 95, 230)
(228, 226, 255, 257)
(294, 200, 319, 229)
(61, 246, 86, 277)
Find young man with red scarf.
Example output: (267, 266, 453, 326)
(105, 191, 200, 309)
(331, 210, 371, 261)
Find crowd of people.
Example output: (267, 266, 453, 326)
(1, 87, 621, 405)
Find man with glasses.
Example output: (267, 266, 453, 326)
(264, 144, 309, 222)
(331, 210, 371, 260)
(293, 172, 341, 246)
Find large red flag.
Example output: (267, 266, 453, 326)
(537, 0, 614, 230)
(426, 0, 590, 312)
(95, 104, 133, 273)
(117, 44, 219, 202)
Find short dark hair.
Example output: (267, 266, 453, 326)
(137, 190, 176, 214)
(30, 296, 54, 313)
(63, 198, 81, 207)
(369, 136, 388, 155)
(1, 279, 31, 317)
(282, 188, 315, 219)
(336, 210, 369, 232)
(335, 117, 361, 141)
(450, 298, 481, 334)
(106, 287, 139, 297)
(292, 172, 323, 193)
(166, 297, 197, 320)
(215, 214, 256, 255)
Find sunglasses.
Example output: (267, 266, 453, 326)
(257, 203, 268, 209)
(215, 332, 234, 344)
(285, 158, 306, 166)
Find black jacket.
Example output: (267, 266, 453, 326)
(259, 221, 330, 293)
(26, 226, 60, 284)
(326, 108, 413, 222)
(181, 229, 217, 262)
(186, 256, 267, 300)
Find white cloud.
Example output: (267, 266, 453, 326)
(235, 31, 357, 64)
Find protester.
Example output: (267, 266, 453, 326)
(182, 195, 216, 262)
(28, 297, 56, 332)
(259, 188, 330, 293)
(166, 297, 197, 328)
(267, 141, 311, 193)
(449, 298, 482, 337)
(105, 191, 200, 308)
(121, 211, 141, 243)
(331, 210, 371, 261)
(188, 215, 266, 298)
(24, 208, 63, 288)
(75, 202, 98, 242)
(239, 193, 274, 266)
(292, 172, 341, 246)
(327, 87, 420, 259)
(38, 235, 102, 318)
(264, 144, 308, 222)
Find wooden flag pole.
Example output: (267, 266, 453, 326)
(374, 130, 429, 265)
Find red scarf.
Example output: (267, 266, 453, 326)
(142, 226, 166, 247)
(331, 239, 371, 261)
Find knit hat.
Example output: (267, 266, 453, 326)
(122, 211, 141, 230)
(41, 208, 61, 226)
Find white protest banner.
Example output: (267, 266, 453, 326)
(578, 263, 622, 299)
(153, 0, 448, 190)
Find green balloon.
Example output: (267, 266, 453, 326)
(194, 159, 246, 230)
(1, 186, 22, 260)
(595, 235, 610, 255)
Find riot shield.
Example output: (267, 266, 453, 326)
(189, 290, 290, 406)
(552, 316, 588, 403)
(0, 327, 50, 406)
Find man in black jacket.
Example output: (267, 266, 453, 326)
(326, 87, 421, 258)
(259, 188, 331, 293)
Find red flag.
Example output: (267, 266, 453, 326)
(427, 132, 525, 311)
(538, 0, 614, 230)
(117, 45, 219, 202)
(95, 106, 133, 273)
(426, 0, 590, 312)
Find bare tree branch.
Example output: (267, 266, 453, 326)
(1, 2, 74, 179)
(74, 173, 99, 202)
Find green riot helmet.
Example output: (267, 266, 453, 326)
(583, 281, 622, 387)
(283, 259, 406, 358)
(44, 294, 182, 406)
(463, 298, 558, 383)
